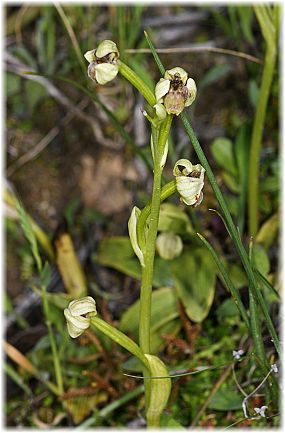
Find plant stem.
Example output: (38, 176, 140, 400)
(138, 116, 172, 354)
(248, 42, 277, 235)
(41, 284, 64, 395)
(118, 60, 156, 107)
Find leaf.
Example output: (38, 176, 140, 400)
(55, 232, 87, 297)
(216, 298, 239, 319)
(171, 248, 217, 322)
(208, 388, 243, 411)
(252, 242, 270, 277)
(94, 236, 173, 287)
(255, 213, 279, 249)
(119, 287, 180, 353)
(249, 80, 259, 107)
(158, 203, 193, 235)
(160, 414, 185, 428)
(211, 138, 237, 176)
(62, 392, 108, 424)
(199, 64, 232, 88)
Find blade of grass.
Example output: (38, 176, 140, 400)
(196, 233, 249, 329)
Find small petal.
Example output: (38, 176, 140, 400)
(271, 363, 278, 373)
(128, 207, 145, 267)
(165, 67, 188, 84)
(155, 78, 170, 102)
(94, 63, 119, 85)
(64, 307, 90, 338)
(153, 102, 167, 120)
(156, 232, 183, 260)
(84, 49, 96, 64)
(185, 78, 197, 107)
(95, 40, 119, 58)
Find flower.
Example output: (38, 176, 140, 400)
(254, 406, 268, 418)
(156, 232, 183, 260)
(232, 349, 244, 360)
(271, 363, 278, 373)
(128, 206, 145, 267)
(173, 159, 205, 206)
(84, 40, 119, 85)
(64, 296, 97, 338)
(154, 67, 197, 116)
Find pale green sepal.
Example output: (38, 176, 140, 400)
(145, 354, 171, 427)
(95, 40, 119, 58)
(64, 308, 90, 338)
(156, 232, 183, 260)
(68, 296, 97, 316)
(128, 207, 145, 267)
(84, 49, 96, 64)
(165, 66, 188, 84)
(155, 78, 170, 102)
(95, 63, 119, 85)
(185, 78, 197, 107)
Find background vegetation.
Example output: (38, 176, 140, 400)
(5, 3, 280, 428)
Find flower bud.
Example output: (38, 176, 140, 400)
(84, 40, 119, 85)
(156, 232, 183, 260)
(154, 67, 197, 116)
(64, 296, 97, 338)
(173, 159, 205, 206)
(128, 207, 145, 267)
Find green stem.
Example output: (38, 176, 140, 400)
(118, 60, 156, 107)
(138, 116, 173, 354)
(248, 31, 277, 235)
(90, 317, 149, 370)
(41, 284, 64, 394)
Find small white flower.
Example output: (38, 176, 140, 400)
(173, 159, 205, 206)
(84, 40, 119, 85)
(254, 405, 268, 417)
(232, 349, 244, 360)
(156, 232, 183, 260)
(154, 67, 197, 116)
(271, 363, 278, 373)
(64, 297, 97, 338)
(128, 207, 145, 267)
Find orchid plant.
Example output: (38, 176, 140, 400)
(64, 39, 203, 428)
(64, 37, 279, 427)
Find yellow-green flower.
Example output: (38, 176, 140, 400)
(84, 40, 119, 85)
(64, 296, 97, 338)
(173, 159, 205, 206)
(155, 67, 197, 116)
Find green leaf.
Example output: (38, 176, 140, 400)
(211, 138, 237, 176)
(252, 242, 270, 277)
(208, 388, 243, 411)
(249, 80, 259, 107)
(119, 287, 180, 353)
(199, 64, 232, 88)
(171, 248, 217, 322)
(158, 203, 193, 235)
(216, 298, 239, 319)
(94, 236, 173, 287)
(160, 414, 185, 428)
